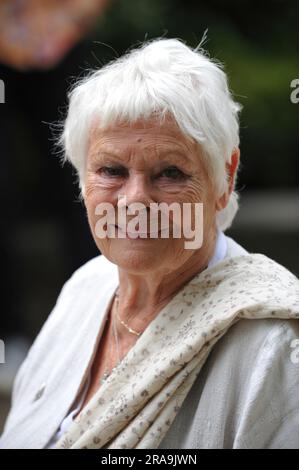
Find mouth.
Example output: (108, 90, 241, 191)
(114, 225, 166, 239)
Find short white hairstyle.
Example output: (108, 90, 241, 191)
(59, 37, 242, 231)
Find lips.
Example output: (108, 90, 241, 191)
(115, 225, 164, 238)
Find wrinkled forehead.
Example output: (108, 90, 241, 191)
(87, 114, 199, 160)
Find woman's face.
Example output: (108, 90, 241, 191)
(83, 116, 221, 274)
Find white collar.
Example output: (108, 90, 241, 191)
(207, 229, 227, 269)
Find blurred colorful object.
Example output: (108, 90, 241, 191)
(0, 0, 110, 70)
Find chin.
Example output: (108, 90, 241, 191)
(112, 251, 162, 274)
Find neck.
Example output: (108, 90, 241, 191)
(113, 226, 218, 340)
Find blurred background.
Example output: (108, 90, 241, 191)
(0, 0, 298, 432)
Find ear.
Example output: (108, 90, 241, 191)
(215, 147, 240, 211)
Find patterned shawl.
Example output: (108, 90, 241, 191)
(54, 253, 299, 449)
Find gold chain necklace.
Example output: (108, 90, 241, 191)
(115, 289, 143, 337)
(99, 297, 121, 384)
(99, 289, 144, 384)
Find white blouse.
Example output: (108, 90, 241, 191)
(45, 229, 227, 449)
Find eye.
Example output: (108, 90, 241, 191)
(158, 166, 186, 180)
(98, 166, 128, 177)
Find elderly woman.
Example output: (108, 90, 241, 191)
(1, 38, 299, 450)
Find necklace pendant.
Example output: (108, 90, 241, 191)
(129, 327, 139, 335)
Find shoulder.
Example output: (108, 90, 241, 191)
(213, 316, 299, 357)
(58, 254, 117, 296)
(8, 254, 117, 407)
(30, 253, 116, 334)
(206, 317, 299, 386)
(40, 253, 117, 323)
(198, 318, 299, 448)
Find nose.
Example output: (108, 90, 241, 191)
(117, 172, 156, 210)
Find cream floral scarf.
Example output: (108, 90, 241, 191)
(55, 253, 299, 449)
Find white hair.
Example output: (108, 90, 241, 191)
(59, 37, 242, 231)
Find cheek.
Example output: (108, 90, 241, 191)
(84, 178, 117, 216)
(84, 194, 100, 223)
(84, 192, 116, 242)
(178, 181, 217, 230)
(171, 179, 206, 206)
